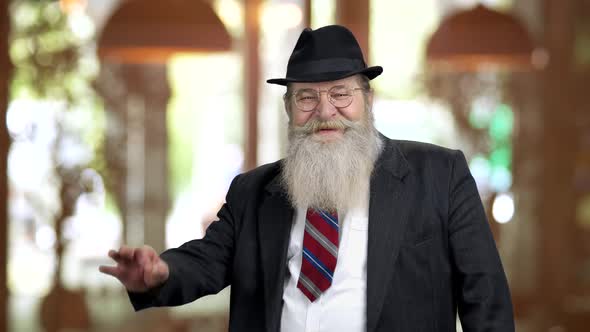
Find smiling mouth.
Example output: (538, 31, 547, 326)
(313, 128, 344, 138)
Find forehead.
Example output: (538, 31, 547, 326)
(290, 75, 359, 90)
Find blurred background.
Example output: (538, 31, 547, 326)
(0, 0, 588, 331)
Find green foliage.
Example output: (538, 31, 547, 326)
(10, 0, 83, 101)
(9, 0, 109, 203)
(487, 104, 513, 191)
(489, 104, 514, 142)
(490, 145, 512, 169)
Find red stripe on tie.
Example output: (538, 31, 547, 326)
(297, 280, 317, 302)
(306, 210, 338, 246)
(302, 231, 337, 271)
(301, 257, 332, 287)
(299, 258, 332, 291)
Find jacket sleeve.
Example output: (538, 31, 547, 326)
(448, 150, 515, 331)
(129, 174, 242, 310)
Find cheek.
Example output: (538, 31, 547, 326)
(340, 102, 365, 122)
(292, 111, 313, 126)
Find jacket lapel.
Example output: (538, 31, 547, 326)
(367, 138, 411, 332)
(258, 173, 294, 332)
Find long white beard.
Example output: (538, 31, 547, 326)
(282, 112, 383, 212)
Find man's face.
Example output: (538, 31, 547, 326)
(282, 74, 382, 211)
(286, 75, 371, 142)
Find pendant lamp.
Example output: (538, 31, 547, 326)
(426, 4, 540, 71)
(98, 0, 232, 63)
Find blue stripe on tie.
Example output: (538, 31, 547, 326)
(302, 247, 333, 281)
(319, 210, 339, 230)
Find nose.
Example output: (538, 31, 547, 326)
(315, 92, 338, 121)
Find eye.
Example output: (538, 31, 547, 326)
(296, 90, 318, 102)
(329, 86, 350, 98)
(329, 88, 351, 100)
(297, 96, 318, 101)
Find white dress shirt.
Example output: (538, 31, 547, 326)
(280, 201, 369, 332)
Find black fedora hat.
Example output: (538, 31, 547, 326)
(267, 25, 383, 86)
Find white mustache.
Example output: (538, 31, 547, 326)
(292, 118, 353, 135)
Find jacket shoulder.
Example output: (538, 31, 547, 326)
(391, 139, 461, 166)
(393, 139, 458, 159)
(385, 138, 465, 179)
(230, 160, 283, 193)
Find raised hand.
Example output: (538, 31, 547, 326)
(99, 245, 169, 293)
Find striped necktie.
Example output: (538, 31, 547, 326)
(297, 208, 339, 302)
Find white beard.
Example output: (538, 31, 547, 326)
(282, 111, 383, 212)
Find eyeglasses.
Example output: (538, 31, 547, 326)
(285, 86, 366, 112)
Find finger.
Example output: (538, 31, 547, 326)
(143, 259, 154, 286)
(135, 247, 150, 267)
(98, 265, 120, 278)
(108, 249, 123, 262)
(119, 245, 135, 260)
(152, 260, 169, 284)
(141, 245, 157, 260)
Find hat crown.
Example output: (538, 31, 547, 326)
(266, 25, 382, 85)
(288, 25, 367, 70)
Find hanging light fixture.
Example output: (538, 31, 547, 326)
(426, 4, 544, 71)
(98, 0, 232, 63)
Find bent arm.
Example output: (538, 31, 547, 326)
(129, 175, 241, 310)
(448, 151, 514, 332)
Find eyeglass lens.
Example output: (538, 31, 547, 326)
(294, 86, 356, 111)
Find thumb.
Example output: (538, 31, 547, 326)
(145, 258, 169, 287)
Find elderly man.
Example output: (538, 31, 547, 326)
(100, 25, 514, 331)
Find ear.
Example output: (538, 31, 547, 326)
(283, 94, 293, 120)
(365, 89, 374, 110)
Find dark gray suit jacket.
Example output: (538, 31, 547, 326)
(130, 136, 515, 332)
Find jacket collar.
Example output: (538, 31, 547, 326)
(373, 133, 410, 180)
(366, 136, 412, 332)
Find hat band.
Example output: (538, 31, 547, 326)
(287, 58, 366, 76)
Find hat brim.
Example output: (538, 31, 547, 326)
(266, 66, 383, 86)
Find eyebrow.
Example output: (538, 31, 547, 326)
(297, 84, 349, 90)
